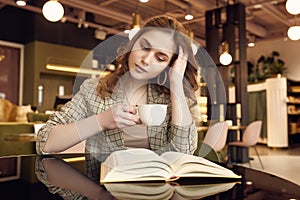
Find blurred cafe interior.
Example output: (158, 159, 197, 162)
(1, 0, 300, 198)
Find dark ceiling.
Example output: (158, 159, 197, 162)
(0, 0, 296, 46)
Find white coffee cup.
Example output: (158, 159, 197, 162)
(138, 104, 167, 126)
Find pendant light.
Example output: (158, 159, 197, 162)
(128, 12, 141, 40)
(15, 0, 27, 6)
(286, 0, 300, 15)
(285, 0, 300, 41)
(219, 41, 232, 66)
(248, 35, 255, 47)
(42, 0, 64, 22)
(185, 4, 194, 20)
(287, 25, 300, 41)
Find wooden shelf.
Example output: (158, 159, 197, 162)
(289, 132, 300, 135)
(288, 113, 300, 115)
(287, 102, 300, 104)
(287, 79, 300, 146)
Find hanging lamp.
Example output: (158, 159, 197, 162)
(15, 0, 27, 6)
(42, 0, 64, 22)
(287, 25, 300, 41)
(286, 0, 300, 15)
(128, 12, 141, 40)
(219, 41, 232, 65)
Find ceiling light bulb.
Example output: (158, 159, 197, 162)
(248, 34, 256, 47)
(248, 42, 255, 47)
(139, 0, 149, 2)
(287, 25, 300, 41)
(219, 41, 232, 65)
(185, 14, 194, 20)
(219, 52, 232, 65)
(253, 4, 262, 9)
(16, 0, 26, 6)
(286, 0, 300, 15)
(42, 0, 64, 22)
(128, 12, 142, 40)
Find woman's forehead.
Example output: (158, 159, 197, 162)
(138, 29, 176, 53)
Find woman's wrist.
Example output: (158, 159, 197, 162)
(170, 81, 184, 97)
(169, 76, 183, 87)
(95, 113, 105, 131)
(74, 115, 103, 140)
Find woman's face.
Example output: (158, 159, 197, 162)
(128, 29, 176, 81)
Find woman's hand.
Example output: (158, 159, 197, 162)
(97, 104, 140, 130)
(168, 46, 188, 85)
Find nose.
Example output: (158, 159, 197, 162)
(141, 52, 153, 65)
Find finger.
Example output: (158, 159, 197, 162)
(120, 110, 140, 123)
(172, 47, 188, 75)
(122, 104, 138, 115)
(178, 46, 188, 61)
(117, 119, 137, 127)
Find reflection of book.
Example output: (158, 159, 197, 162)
(100, 148, 241, 184)
(104, 182, 238, 200)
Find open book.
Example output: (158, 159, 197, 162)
(104, 182, 238, 200)
(100, 148, 241, 183)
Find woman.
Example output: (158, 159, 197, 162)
(36, 15, 200, 155)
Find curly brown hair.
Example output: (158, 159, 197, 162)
(97, 15, 199, 100)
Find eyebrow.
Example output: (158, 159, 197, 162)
(140, 38, 171, 60)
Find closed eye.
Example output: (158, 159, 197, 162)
(139, 38, 170, 62)
(156, 53, 168, 62)
(140, 40, 150, 51)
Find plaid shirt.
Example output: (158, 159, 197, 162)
(36, 78, 198, 155)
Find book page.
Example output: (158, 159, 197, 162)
(103, 162, 172, 182)
(161, 151, 240, 178)
(105, 148, 168, 167)
(101, 149, 240, 183)
(101, 149, 173, 183)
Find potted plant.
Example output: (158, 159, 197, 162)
(248, 51, 287, 83)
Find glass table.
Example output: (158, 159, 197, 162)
(0, 153, 299, 200)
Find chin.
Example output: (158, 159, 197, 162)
(129, 70, 145, 80)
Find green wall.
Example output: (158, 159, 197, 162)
(23, 41, 90, 112)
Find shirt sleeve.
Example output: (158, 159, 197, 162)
(36, 78, 98, 154)
(168, 96, 198, 154)
(168, 121, 198, 154)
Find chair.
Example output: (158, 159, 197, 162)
(228, 120, 264, 169)
(203, 122, 228, 161)
(194, 141, 220, 162)
(203, 122, 228, 152)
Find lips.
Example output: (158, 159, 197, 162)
(135, 64, 147, 72)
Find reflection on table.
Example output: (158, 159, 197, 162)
(0, 153, 300, 199)
(36, 155, 239, 199)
